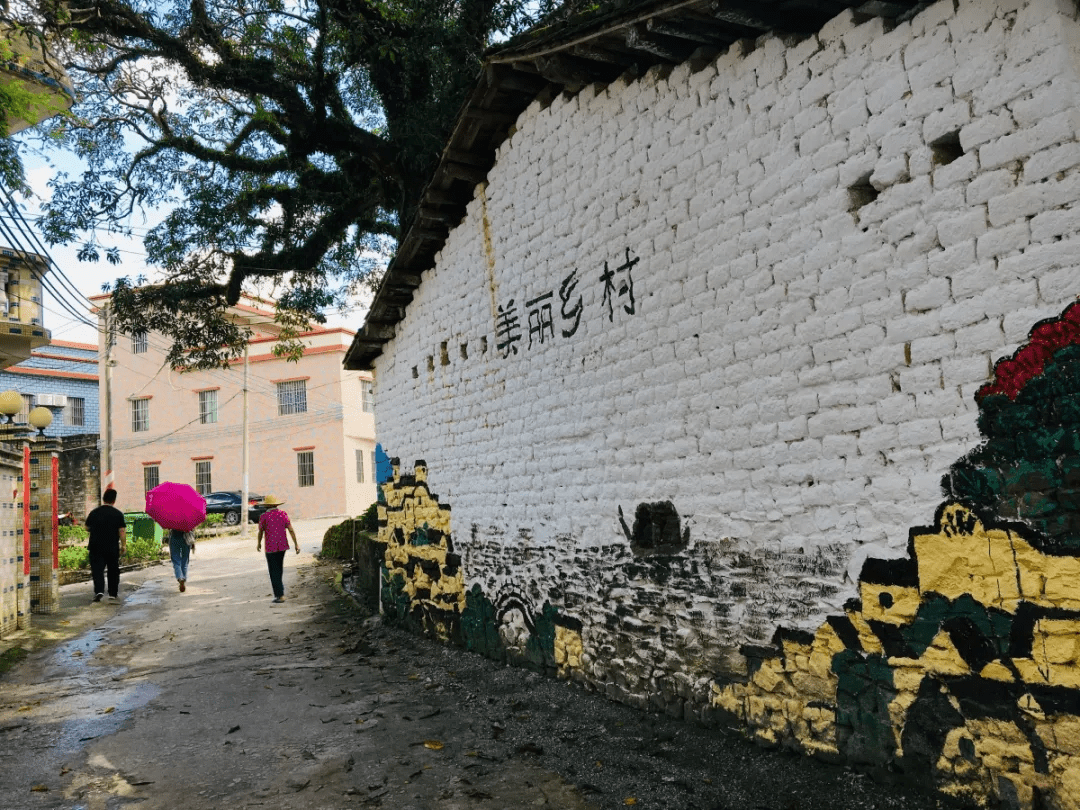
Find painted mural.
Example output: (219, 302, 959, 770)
(715, 301, 1080, 810)
(376, 458, 584, 676)
(377, 301, 1080, 807)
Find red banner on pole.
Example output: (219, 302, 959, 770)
(51, 453, 59, 569)
(22, 444, 30, 576)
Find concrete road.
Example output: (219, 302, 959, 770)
(0, 519, 951, 810)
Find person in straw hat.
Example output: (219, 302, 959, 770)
(255, 495, 299, 603)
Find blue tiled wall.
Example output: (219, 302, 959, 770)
(0, 344, 99, 438)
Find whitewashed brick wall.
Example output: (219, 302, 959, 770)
(374, 0, 1080, 714)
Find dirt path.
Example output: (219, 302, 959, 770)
(0, 521, 592, 810)
(0, 520, 954, 810)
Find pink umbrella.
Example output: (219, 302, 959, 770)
(145, 482, 207, 532)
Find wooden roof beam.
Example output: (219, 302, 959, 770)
(422, 188, 459, 206)
(646, 15, 733, 45)
(418, 206, 463, 227)
(857, 0, 920, 18)
(709, 0, 784, 31)
(570, 43, 640, 68)
(626, 24, 698, 62)
(532, 53, 623, 88)
(463, 107, 521, 126)
(442, 161, 489, 183)
(361, 323, 396, 341)
(486, 63, 548, 94)
(368, 301, 406, 322)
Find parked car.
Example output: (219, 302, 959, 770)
(204, 491, 271, 526)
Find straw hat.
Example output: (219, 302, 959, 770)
(262, 495, 285, 507)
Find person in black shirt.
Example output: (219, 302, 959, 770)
(84, 488, 127, 603)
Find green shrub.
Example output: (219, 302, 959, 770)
(198, 513, 224, 529)
(125, 535, 165, 563)
(59, 545, 89, 570)
(322, 518, 366, 559)
(361, 501, 379, 533)
(59, 524, 89, 545)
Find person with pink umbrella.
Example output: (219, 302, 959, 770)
(145, 482, 207, 593)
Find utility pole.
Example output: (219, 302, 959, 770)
(241, 340, 249, 537)
(102, 301, 114, 492)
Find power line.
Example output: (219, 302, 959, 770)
(0, 191, 104, 318)
(0, 185, 376, 419)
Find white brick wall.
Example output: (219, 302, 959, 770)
(373, 0, 1080, 713)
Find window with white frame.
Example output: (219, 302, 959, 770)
(131, 398, 149, 432)
(143, 465, 160, 493)
(13, 394, 32, 424)
(297, 451, 315, 487)
(276, 379, 307, 415)
(355, 449, 364, 483)
(198, 390, 218, 424)
(131, 331, 148, 354)
(194, 461, 212, 495)
(360, 379, 375, 413)
(65, 397, 85, 427)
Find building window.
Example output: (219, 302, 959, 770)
(199, 390, 218, 424)
(65, 397, 85, 427)
(14, 394, 32, 424)
(143, 465, 160, 493)
(276, 379, 307, 415)
(131, 332, 148, 354)
(194, 461, 212, 495)
(297, 451, 315, 487)
(361, 379, 375, 413)
(131, 398, 149, 432)
(355, 449, 364, 483)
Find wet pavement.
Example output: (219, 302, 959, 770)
(0, 520, 959, 809)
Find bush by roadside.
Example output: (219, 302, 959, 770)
(196, 513, 224, 533)
(59, 545, 89, 570)
(59, 513, 229, 572)
(321, 509, 384, 612)
(59, 524, 89, 546)
(59, 536, 167, 570)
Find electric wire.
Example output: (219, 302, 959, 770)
(0, 210, 99, 327)
(0, 186, 378, 421)
(0, 190, 106, 321)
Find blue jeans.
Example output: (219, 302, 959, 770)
(169, 534, 190, 581)
(265, 551, 286, 598)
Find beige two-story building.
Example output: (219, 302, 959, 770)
(91, 294, 377, 521)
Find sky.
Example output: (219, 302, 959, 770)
(8, 143, 374, 349)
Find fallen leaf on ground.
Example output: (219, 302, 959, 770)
(31, 785, 48, 792)
(624, 799, 637, 806)
(101, 707, 115, 714)
(423, 740, 444, 750)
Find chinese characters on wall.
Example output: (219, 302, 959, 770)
(495, 248, 641, 358)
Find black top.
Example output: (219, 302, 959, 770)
(85, 505, 126, 552)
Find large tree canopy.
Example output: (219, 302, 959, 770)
(20, 0, 563, 367)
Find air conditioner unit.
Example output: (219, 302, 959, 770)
(36, 395, 67, 407)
